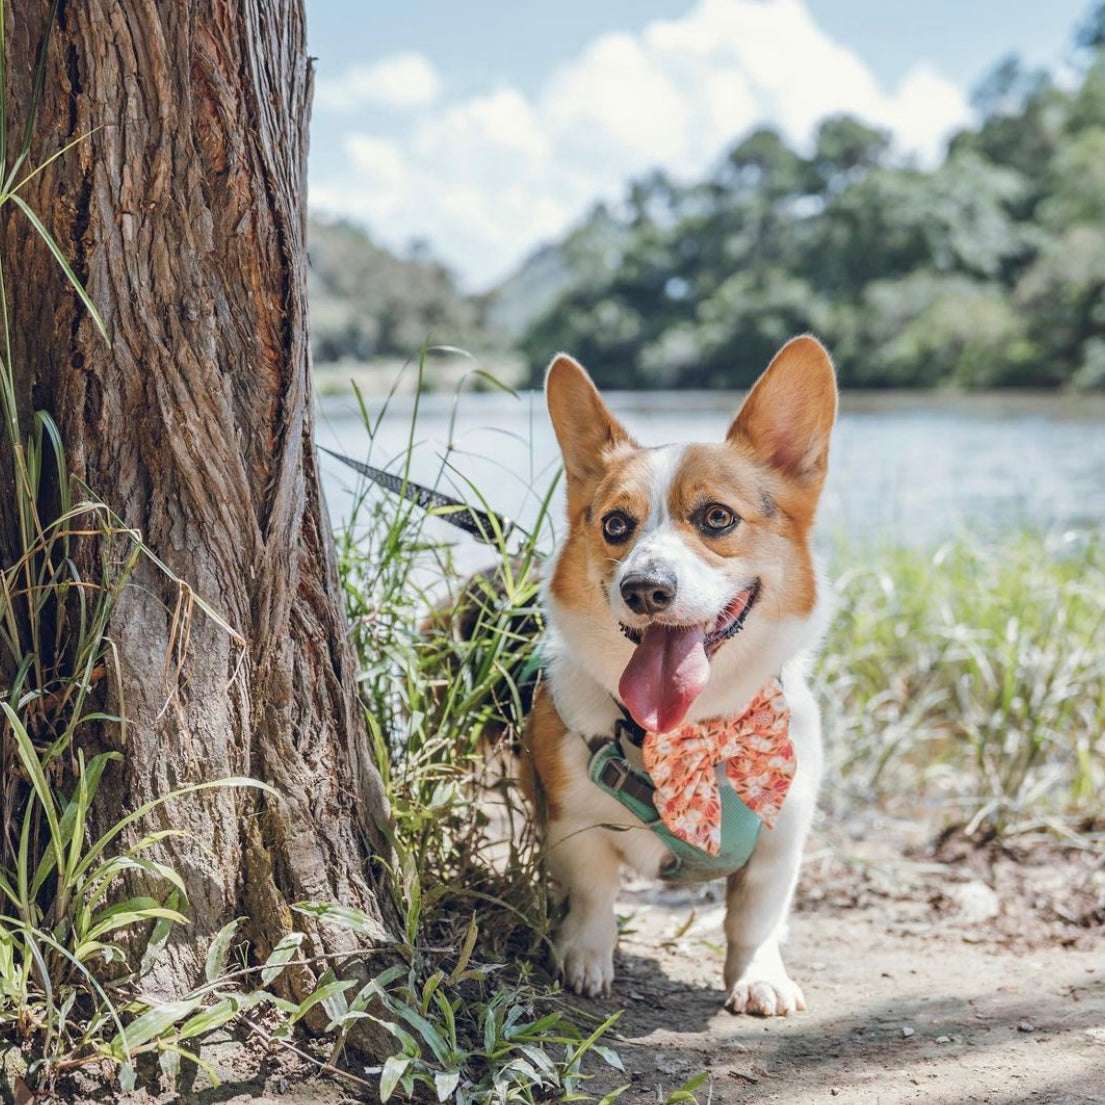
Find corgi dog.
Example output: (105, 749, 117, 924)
(525, 335, 837, 1016)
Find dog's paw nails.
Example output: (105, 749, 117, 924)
(725, 977, 806, 1017)
(559, 947, 614, 998)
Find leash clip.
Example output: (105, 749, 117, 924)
(613, 714, 647, 749)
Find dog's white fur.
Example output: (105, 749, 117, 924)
(530, 337, 836, 1015)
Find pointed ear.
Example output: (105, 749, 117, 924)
(727, 335, 837, 489)
(545, 354, 635, 507)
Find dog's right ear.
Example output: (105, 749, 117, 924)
(545, 354, 635, 511)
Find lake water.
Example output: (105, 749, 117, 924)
(315, 388, 1105, 564)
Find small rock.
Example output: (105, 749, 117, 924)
(1084, 1027, 1105, 1043)
(1017, 1021, 1035, 1033)
(1, 1050, 29, 1083)
(950, 880, 1001, 923)
(901, 1026, 915, 1038)
(655, 1054, 688, 1075)
(935, 1035, 951, 1044)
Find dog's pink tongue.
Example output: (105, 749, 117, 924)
(618, 624, 710, 733)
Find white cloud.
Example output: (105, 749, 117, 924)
(875, 64, 975, 161)
(413, 89, 549, 161)
(342, 136, 406, 217)
(311, 0, 972, 288)
(315, 51, 440, 112)
(544, 33, 693, 167)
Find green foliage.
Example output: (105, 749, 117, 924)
(844, 272, 1035, 388)
(810, 115, 892, 194)
(817, 531, 1105, 834)
(517, 15, 1105, 390)
(326, 369, 644, 1101)
(1014, 224, 1105, 385)
(336, 370, 555, 959)
(0, 736, 269, 1088)
(298, 904, 625, 1105)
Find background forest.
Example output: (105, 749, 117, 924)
(308, 8, 1105, 391)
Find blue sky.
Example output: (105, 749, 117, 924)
(303, 0, 1094, 289)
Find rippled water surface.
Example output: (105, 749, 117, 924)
(316, 388, 1105, 559)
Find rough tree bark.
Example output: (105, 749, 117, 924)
(1, 1, 394, 998)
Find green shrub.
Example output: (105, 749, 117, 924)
(818, 530, 1105, 835)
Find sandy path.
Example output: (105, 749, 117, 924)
(91, 835, 1102, 1105)
(600, 894, 1103, 1104)
(572, 829, 1105, 1105)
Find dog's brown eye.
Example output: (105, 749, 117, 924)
(701, 503, 737, 534)
(601, 511, 635, 544)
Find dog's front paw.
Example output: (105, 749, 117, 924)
(725, 974, 806, 1017)
(556, 939, 614, 998)
(554, 902, 617, 997)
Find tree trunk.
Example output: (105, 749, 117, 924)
(1, 1, 394, 999)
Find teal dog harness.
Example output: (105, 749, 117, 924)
(587, 736, 765, 881)
(584, 686, 794, 882)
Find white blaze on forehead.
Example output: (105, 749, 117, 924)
(637, 444, 686, 535)
(613, 444, 745, 625)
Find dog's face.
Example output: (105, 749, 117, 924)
(545, 336, 837, 733)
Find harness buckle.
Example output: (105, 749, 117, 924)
(600, 754, 632, 794)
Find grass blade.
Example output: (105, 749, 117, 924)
(7, 193, 107, 340)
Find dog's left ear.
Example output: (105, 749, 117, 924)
(726, 335, 837, 491)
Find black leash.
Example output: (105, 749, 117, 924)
(319, 445, 523, 547)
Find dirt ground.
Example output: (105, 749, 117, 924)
(41, 822, 1105, 1105)
(593, 823, 1105, 1105)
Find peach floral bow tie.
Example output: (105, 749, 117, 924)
(641, 680, 795, 856)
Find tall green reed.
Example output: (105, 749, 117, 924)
(334, 363, 559, 956)
(326, 364, 641, 1103)
(817, 530, 1105, 838)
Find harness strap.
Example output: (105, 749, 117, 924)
(586, 739, 763, 882)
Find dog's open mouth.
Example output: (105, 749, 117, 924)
(617, 580, 761, 733)
(619, 579, 760, 653)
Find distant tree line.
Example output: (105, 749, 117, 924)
(519, 9, 1105, 390)
(307, 218, 503, 363)
(309, 5, 1105, 391)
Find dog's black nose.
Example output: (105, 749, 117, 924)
(620, 569, 677, 616)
